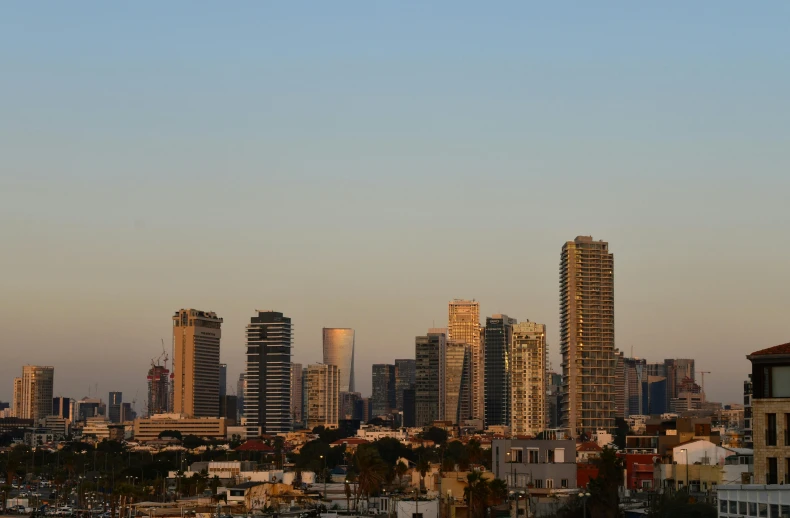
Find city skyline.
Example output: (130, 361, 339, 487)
(2, 3, 788, 409)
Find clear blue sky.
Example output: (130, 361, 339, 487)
(1, 2, 788, 407)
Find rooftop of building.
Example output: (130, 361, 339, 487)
(748, 342, 790, 357)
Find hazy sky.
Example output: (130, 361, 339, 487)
(1, 3, 789, 409)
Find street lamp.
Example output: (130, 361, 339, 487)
(320, 455, 327, 503)
(578, 491, 591, 518)
(679, 448, 689, 492)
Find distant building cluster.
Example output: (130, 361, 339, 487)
(0, 236, 739, 447)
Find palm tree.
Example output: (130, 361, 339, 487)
(395, 461, 408, 487)
(464, 472, 491, 518)
(353, 446, 388, 511)
(417, 458, 431, 491)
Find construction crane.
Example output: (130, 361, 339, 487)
(699, 371, 711, 402)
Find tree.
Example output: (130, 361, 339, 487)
(353, 445, 388, 510)
(395, 461, 409, 487)
(182, 435, 206, 450)
(587, 447, 624, 518)
(464, 472, 490, 518)
(423, 427, 448, 446)
(647, 492, 717, 518)
(416, 457, 430, 491)
(159, 430, 183, 441)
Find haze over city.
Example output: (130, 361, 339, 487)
(2, 2, 789, 408)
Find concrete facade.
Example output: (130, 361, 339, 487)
(492, 439, 577, 491)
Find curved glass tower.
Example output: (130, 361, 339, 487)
(322, 328, 355, 393)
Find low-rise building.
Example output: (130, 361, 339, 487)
(492, 439, 577, 492)
(133, 413, 227, 442)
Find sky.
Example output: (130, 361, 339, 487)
(1, 2, 789, 409)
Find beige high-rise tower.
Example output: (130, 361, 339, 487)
(172, 309, 223, 418)
(511, 321, 547, 436)
(306, 364, 339, 429)
(448, 299, 483, 422)
(560, 236, 616, 436)
(14, 366, 54, 422)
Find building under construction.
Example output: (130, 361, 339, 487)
(147, 365, 170, 417)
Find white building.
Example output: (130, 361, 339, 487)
(356, 425, 408, 442)
(510, 321, 547, 437)
(718, 485, 790, 518)
(672, 439, 734, 466)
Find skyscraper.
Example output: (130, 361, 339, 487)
(394, 359, 416, 411)
(290, 363, 304, 427)
(560, 236, 616, 436)
(52, 397, 71, 420)
(172, 309, 223, 417)
(245, 310, 293, 435)
(448, 299, 483, 421)
(415, 332, 444, 427)
(510, 321, 547, 436)
(108, 392, 123, 423)
(12, 377, 22, 418)
(443, 342, 471, 424)
(484, 314, 517, 427)
(306, 364, 339, 429)
(664, 359, 696, 400)
(236, 373, 246, 420)
(322, 328, 355, 393)
(615, 356, 647, 419)
(17, 366, 55, 422)
(219, 363, 227, 397)
(371, 364, 396, 417)
(147, 365, 170, 417)
(340, 391, 361, 420)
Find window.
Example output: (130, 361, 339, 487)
(641, 480, 652, 489)
(546, 479, 554, 489)
(781, 505, 790, 518)
(767, 413, 778, 446)
(555, 448, 565, 463)
(509, 448, 523, 463)
(728, 501, 737, 514)
(719, 500, 727, 514)
(740, 502, 747, 515)
(759, 503, 768, 517)
(547, 449, 554, 463)
(768, 457, 778, 484)
(771, 505, 779, 518)
(750, 502, 757, 516)
(533, 479, 543, 489)
(561, 479, 569, 489)
(527, 449, 539, 464)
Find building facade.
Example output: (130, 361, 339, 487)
(147, 365, 170, 417)
(322, 328, 355, 393)
(415, 332, 443, 427)
(444, 342, 471, 424)
(448, 300, 483, 421)
(510, 321, 547, 436)
(560, 236, 616, 436)
(17, 366, 55, 422)
(306, 364, 339, 429)
(290, 363, 304, 427)
(245, 311, 293, 435)
(747, 343, 790, 484)
(133, 413, 227, 442)
(394, 359, 416, 412)
(108, 391, 123, 423)
(172, 309, 223, 418)
(492, 439, 577, 490)
(485, 314, 517, 427)
(371, 364, 396, 417)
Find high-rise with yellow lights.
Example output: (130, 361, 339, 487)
(13, 366, 54, 422)
(448, 299, 483, 422)
(172, 309, 223, 418)
(560, 236, 616, 436)
(510, 321, 547, 436)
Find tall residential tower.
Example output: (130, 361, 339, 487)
(510, 321, 547, 436)
(560, 236, 616, 436)
(245, 311, 293, 435)
(484, 314, 517, 427)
